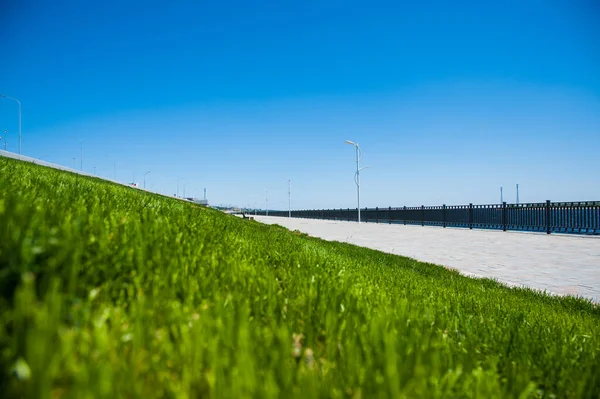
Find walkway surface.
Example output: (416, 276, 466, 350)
(253, 216, 600, 302)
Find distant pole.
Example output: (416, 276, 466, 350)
(144, 171, 151, 189)
(2, 130, 6, 150)
(356, 144, 360, 223)
(0, 94, 22, 155)
(516, 184, 519, 204)
(500, 186, 503, 204)
(94, 166, 96, 175)
(285, 178, 291, 217)
(72, 157, 76, 169)
(345, 140, 370, 223)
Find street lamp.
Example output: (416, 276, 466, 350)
(345, 140, 370, 223)
(144, 171, 151, 189)
(177, 178, 185, 198)
(284, 177, 291, 218)
(0, 94, 21, 155)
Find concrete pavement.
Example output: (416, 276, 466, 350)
(254, 216, 600, 302)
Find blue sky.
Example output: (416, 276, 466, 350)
(1, 0, 599, 209)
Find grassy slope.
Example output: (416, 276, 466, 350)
(0, 157, 598, 399)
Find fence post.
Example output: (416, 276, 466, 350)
(443, 204, 446, 228)
(376, 207, 379, 223)
(502, 202, 507, 231)
(546, 200, 551, 234)
(469, 203, 473, 229)
(347, 208, 350, 222)
(403, 206, 407, 225)
(388, 206, 391, 224)
(421, 205, 425, 226)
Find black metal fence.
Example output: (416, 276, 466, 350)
(254, 201, 600, 235)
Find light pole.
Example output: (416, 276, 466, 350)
(144, 171, 151, 189)
(500, 186, 503, 204)
(516, 183, 519, 204)
(345, 140, 370, 223)
(0, 94, 21, 155)
(284, 177, 291, 218)
(177, 178, 185, 198)
(2, 130, 6, 150)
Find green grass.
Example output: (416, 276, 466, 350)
(0, 156, 599, 399)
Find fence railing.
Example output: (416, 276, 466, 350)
(253, 201, 600, 235)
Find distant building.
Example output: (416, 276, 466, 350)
(190, 198, 209, 206)
(191, 188, 209, 206)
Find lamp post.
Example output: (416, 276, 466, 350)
(0, 94, 21, 155)
(177, 178, 185, 198)
(345, 140, 370, 223)
(2, 130, 6, 150)
(144, 171, 151, 189)
(284, 177, 291, 218)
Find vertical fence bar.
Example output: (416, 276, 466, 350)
(443, 204, 446, 228)
(376, 207, 379, 223)
(586, 203, 590, 232)
(546, 200, 551, 234)
(421, 205, 425, 226)
(403, 206, 407, 225)
(502, 202, 507, 231)
(388, 206, 391, 224)
(469, 203, 473, 229)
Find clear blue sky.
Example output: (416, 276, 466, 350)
(1, 0, 599, 209)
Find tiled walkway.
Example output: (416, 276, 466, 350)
(254, 216, 600, 302)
